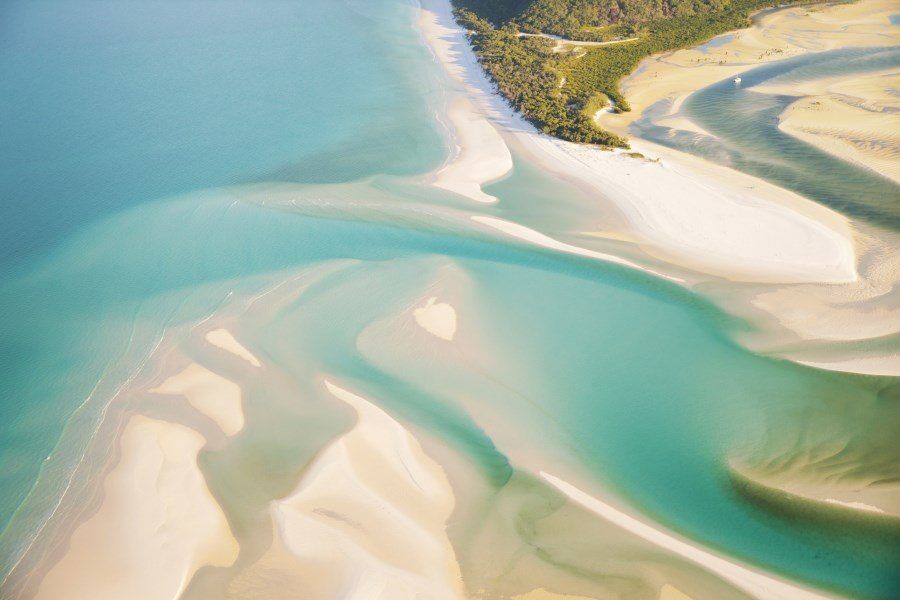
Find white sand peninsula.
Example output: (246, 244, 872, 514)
(34, 415, 238, 600)
(419, 0, 857, 286)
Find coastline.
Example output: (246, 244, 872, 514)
(600, 0, 899, 141)
(417, 0, 899, 375)
(0, 0, 900, 600)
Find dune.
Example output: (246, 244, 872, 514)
(150, 363, 244, 437)
(413, 296, 458, 341)
(35, 415, 238, 600)
(205, 328, 262, 367)
(540, 472, 833, 600)
(230, 379, 464, 599)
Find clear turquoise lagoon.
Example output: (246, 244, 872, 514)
(1, 1, 897, 598)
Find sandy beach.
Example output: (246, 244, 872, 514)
(419, 8, 513, 203)
(34, 415, 238, 600)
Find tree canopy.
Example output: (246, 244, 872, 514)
(453, 0, 800, 147)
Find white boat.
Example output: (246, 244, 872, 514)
(733, 76, 742, 84)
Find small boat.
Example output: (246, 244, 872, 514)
(733, 76, 742, 84)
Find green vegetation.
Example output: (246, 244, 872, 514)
(452, 0, 800, 147)
(516, 0, 732, 39)
(455, 11, 627, 146)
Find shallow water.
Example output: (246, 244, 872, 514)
(0, 1, 898, 598)
(633, 46, 900, 230)
(696, 33, 735, 53)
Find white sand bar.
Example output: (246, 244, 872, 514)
(205, 328, 262, 367)
(35, 415, 238, 600)
(413, 296, 458, 341)
(473, 215, 683, 283)
(151, 363, 244, 436)
(523, 138, 858, 283)
(541, 472, 834, 600)
(263, 380, 464, 598)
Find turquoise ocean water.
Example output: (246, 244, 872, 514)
(0, 1, 898, 597)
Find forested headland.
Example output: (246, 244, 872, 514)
(452, 0, 801, 148)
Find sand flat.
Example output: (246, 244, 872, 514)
(764, 69, 900, 184)
(230, 379, 464, 599)
(730, 459, 900, 519)
(35, 415, 238, 600)
(472, 214, 683, 282)
(205, 327, 262, 367)
(508, 136, 857, 284)
(150, 363, 244, 436)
